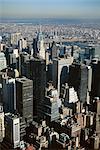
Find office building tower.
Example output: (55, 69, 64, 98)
(22, 60, 30, 78)
(4, 113, 20, 149)
(2, 76, 16, 113)
(9, 53, 18, 70)
(46, 62, 53, 82)
(85, 47, 95, 60)
(16, 77, 33, 122)
(69, 63, 88, 103)
(68, 87, 79, 104)
(30, 58, 46, 118)
(60, 83, 69, 99)
(60, 83, 78, 104)
(0, 104, 5, 142)
(20, 117, 26, 141)
(52, 57, 73, 96)
(10, 49, 19, 68)
(4, 47, 12, 66)
(91, 61, 100, 98)
(0, 72, 7, 102)
(20, 52, 30, 65)
(33, 38, 38, 57)
(51, 41, 59, 59)
(93, 97, 100, 139)
(33, 31, 45, 59)
(37, 32, 45, 60)
(44, 88, 59, 123)
(87, 66, 92, 92)
(18, 38, 27, 52)
(0, 52, 7, 71)
(87, 66, 92, 104)
(10, 32, 22, 45)
(19, 52, 30, 75)
(79, 47, 95, 62)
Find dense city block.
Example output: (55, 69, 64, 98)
(0, 22, 100, 150)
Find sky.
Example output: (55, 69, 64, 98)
(0, 0, 100, 19)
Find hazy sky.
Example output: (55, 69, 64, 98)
(0, 0, 100, 19)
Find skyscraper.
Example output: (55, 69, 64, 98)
(69, 63, 88, 103)
(30, 58, 46, 118)
(44, 87, 59, 123)
(4, 113, 20, 149)
(2, 76, 16, 113)
(18, 38, 27, 52)
(33, 38, 38, 57)
(16, 77, 33, 122)
(51, 41, 59, 59)
(37, 32, 45, 60)
(10, 32, 22, 46)
(91, 61, 100, 98)
(0, 52, 7, 71)
(52, 57, 73, 96)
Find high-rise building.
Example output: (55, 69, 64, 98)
(4, 113, 20, 149)
(51, 41, 59, 59)
(0, 52, 7, 71)
(33, 38, 38, 57)
(93, 97, 100, 139)
(52, 57, 73, 96)
(87, 66, 92, 104)
(22, 60, 31, 78)
(0, 104, 5, 142)
(19, 52, 30, 76)
(0, 72, 7, 103)
(30, 58, 46, 118)
(16, 77, 33, 122)
(69, 63, 88, 103)
(85, 47, 95, 60)
(60, 83, 78, 104)
(43, 88, 59, 123)
(9, 53, 18, 70)
(2, 76, 16, 113)
(37, 32, 45, 60)
(10, 32, 22, 45)
(91, 61, 100, 98)
(32, 31, 45, 59)
(18, 38, 27, 52)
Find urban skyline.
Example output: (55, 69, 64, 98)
(0, 1, 100, 150)
(0, 22, 100, 149)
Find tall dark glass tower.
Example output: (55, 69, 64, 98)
(69, 63, 88, 103)
(30, 58, 46, 118)
(16, 77, 33, 122)
(91, 61, 100, 98)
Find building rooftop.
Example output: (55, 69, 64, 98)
(5, 113, 19, 120)
(16, 77, 32, 83)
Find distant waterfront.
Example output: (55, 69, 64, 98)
(0, 18, 100, 26)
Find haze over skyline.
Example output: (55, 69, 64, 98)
(0, 0, 100, 19)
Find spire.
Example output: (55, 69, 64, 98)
(37, 25, 45, 60)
